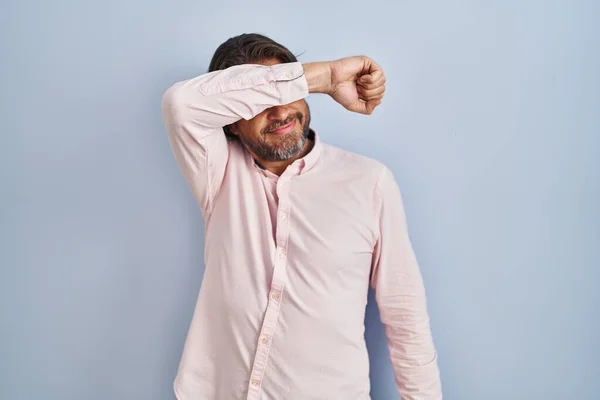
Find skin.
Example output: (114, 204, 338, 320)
(229, 56, 386, 176)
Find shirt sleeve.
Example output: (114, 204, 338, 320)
(370, 166, 443, 400)
(161, 62, 309, 216)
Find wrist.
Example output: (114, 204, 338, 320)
(302, 62, 331, 94)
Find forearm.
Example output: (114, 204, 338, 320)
(378, 282, 442, 399)
(302, 62, 331, 94)
(162, 62, 309, 134)
(161, 62, 307, 215)
(371, 167, 442, 399)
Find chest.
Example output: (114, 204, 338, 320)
(207, 161, 378, 259)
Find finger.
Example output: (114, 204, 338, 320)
(347, 98, 382, 115)
(359, 92, 384, 103)
(365, 98, 383, 115)
(346, 99, 369, 115)
(357, 89, 385, 103)
(368, 59, 383, 75)
(359, 74, 386, 89)
(359, 60, 384, 84)
(363, 93, 384, 102)
(358, 85, 385, 99)
(358, 71, 381, 85)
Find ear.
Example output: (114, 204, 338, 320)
(227, 123, 239, 136)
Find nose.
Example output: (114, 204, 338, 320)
(266, 105, 291, 121)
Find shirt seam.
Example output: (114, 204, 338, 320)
(373, 165, 387, 243)
(202, 132, 215, 216)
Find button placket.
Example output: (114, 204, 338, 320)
(245, 178, 293, 400)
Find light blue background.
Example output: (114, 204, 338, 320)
(1, 1, 599, 399)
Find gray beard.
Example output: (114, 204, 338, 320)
(241, 123, 310, 162)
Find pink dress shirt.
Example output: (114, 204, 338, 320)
(161, 61, 442, 400)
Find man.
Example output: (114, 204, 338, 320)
(162, 33, 442, 400)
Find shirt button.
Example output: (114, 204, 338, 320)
(278, 252, 285, 260)
(261, 336, 269, 345)
(280, 213, 287, 220)
(271, 292, 281, 301)
(251, 379, 260, 386)
(286, 71, 293, 78)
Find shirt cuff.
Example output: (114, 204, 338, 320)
(270, 62, 309, 105)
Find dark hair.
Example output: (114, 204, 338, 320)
(208, 33, 299, 140)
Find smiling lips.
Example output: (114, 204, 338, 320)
(268, 119, 297, 135)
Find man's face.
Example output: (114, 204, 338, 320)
(229, 59, 311, 162)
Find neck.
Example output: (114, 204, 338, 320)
(254, 137, 314, 176)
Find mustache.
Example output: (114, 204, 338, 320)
(262, 112, 303, 134)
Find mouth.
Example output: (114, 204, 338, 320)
(268, 119, 297, 136)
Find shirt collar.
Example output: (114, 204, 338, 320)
(299, 129, 321, 174)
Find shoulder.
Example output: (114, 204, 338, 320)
(319, 142, 393, 184)
(318, 142, 402, 211)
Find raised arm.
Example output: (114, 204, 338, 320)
(304, 56, 386, 115)
(370, 167, 443, 399)
(161, 56, 386, 215)
(161, 62, 308, 215)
